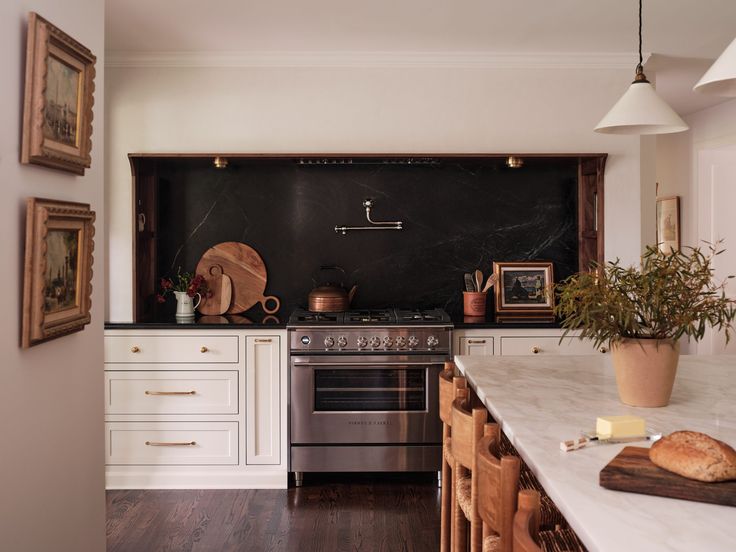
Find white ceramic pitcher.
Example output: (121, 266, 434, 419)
(174, 290, 201, 320)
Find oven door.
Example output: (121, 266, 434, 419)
(290, 354, 444, 445)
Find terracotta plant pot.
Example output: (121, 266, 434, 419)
(610, 338, 680, 407)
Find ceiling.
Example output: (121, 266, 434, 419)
(105, 0, 736, 114)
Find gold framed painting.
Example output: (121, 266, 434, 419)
(493, 261, 555, 320)
(22, 198, 96, 348)
(21, 12, 96, 175)
(656, 196, 680, 253)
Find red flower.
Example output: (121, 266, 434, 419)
(156, 294, 166, 303)
(160, 278, 173, 290)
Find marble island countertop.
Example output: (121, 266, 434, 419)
(454, 354, 736, 552)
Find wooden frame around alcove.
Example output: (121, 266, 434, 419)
(128, 153, 606, 322)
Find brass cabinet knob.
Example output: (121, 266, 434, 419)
(131, 346, 140, 353)
(599, 346, 608, 354)
(200, 346, 208, 353)
(531, 346, 541, 354)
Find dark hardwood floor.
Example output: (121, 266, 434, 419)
(106, 473, 441, 552)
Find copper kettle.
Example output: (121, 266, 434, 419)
(308, 266, 357, 312)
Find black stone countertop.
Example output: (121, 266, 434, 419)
(106, 313, 559, 331)
(105, 311, 287, 330)
(450, 314, 561, 330)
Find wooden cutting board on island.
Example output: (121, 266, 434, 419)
(599, 446, 736, 507)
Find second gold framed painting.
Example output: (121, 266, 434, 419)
(22, 198, 96, 348)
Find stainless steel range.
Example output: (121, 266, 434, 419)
(288, 308, 452, 486)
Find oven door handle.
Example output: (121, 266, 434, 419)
(293, 361, 446, 367)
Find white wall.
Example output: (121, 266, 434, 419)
(656, 98, 736, 355)
(0, 2, 106, 552)
(657, 98, 736, 249)
(106, 63, 645, 321)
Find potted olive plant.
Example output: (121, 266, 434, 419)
(555, 244, 736, 407)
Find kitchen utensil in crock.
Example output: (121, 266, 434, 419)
(308, 266, 357, 312)
(196, 242, 280, 315)
(197, 264, 232, 315)
(482, 273, 498, 293)
(474, 269, 483, 293)
(464, 273, 476, 292)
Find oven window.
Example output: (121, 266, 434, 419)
(314, 368, 426, 411)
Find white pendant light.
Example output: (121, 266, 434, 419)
(594, 0, 688, 135)
(694, 37, 736, 96)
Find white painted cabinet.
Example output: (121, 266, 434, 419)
(246, 336, 281, 465)
(457, 336, 494, 356)
(455, 328, 603, 358)
(104, 328, 287, 489)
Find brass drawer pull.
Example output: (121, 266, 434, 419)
(599, 346, 609, 354)
(145, 441, 196, 447)
(254, 338, 272, 343)
(131, 346, 140, 353)
(200, 346, 208, 353)
(467, 340, 487, 344)
(531, 346, 541, 354)
(145, 390, 196, 396)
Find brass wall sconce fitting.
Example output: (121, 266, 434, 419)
(213, 156, 229, 169)
(506, 156, 524, 169)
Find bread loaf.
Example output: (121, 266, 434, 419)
(649, 431, 736, 483)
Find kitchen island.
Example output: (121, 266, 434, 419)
(454, 354, 736, 552)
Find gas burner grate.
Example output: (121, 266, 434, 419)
(294, 312, 340, 324)
(345, 310, 396, 324)
(395, 309, 452, 324)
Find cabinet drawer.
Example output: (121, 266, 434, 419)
(500, 336, 605, 356)
(105, 422, 238, 465)
(458, 336, 494, 356)
(105, 335, 239, 363)
(105, 371, 238, 415)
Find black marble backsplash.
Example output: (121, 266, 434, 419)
(155, 157, 578, 319)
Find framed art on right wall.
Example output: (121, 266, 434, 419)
(656, 196, 680, 253)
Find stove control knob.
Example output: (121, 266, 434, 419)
(324, 337, 335, 348)
(427, 336, 439, 348)
(408, 336, 419, 348)
(369, 336, 381, 348)
(395, 336, 406, 348)
(357, 336, 368, 348)
(337, 336, 348, 348)
(383, 336, 393, 348)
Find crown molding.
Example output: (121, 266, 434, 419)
(106, 50, 647, 69)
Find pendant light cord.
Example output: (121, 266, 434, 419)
(637, 0, 643, 72)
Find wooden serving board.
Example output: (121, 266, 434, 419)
(197, 264, 232, 316)
(196, 242, 280, 315)
(599, 446, 736, 507)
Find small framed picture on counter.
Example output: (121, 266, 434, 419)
(656, 196, 680, 253)
(22, 198, 96, 348)
(493, 261, 555, 322)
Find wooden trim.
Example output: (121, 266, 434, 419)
(129, 153, 607, 321)
(128, 152, 609, 160)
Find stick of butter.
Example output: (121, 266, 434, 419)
(595, 415, 646, 439)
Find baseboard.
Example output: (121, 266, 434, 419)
(106, 468, 288, 489)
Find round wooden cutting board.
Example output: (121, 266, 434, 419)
(195, 242, 280, 315)
(196, 264, 232, 316)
